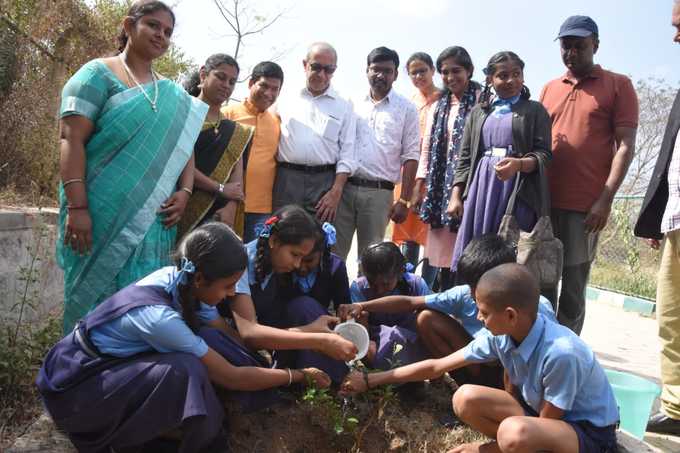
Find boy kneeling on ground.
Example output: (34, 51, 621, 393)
(341, 263, 619, 453)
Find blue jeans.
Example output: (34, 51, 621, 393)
(243, 213, 271, 244)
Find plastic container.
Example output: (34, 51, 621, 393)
(604, 369, 661, 439)
(333, 319, 369, 365)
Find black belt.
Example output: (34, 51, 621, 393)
(348, 177, 394, 191)
(277, 161, 336, 173)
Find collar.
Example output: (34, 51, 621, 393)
(243, 98, 262, 116)
(302, 85, 337, 99)
(513, 314, 546, 363)
(491, 93, 521, 107)
(562, 64, 603, 84)
(413, 89, 441, 108)
(367, 88, 394, 105)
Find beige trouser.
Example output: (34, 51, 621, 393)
(659, 229, 680, 418)
(334, 183, 393, 264)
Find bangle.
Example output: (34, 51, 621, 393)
(362, 368, 371, 389)
(62, 178, 85, 188)
(66, 204, 88, 210)
(287, 368, 293, 386)
(180, 187, 193, 196)
(397, 197, 411, 209)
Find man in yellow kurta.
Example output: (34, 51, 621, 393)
(223, 61, 283, 242)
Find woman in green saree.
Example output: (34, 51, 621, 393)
(58, 1, 208, 333)
(178, 54, 253, 238)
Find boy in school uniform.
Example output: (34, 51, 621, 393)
(338, 234, 556, 387)
(341, 263, 619, 453)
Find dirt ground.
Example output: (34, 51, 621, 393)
(8, 381, 486, 453)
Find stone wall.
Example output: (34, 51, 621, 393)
(0, 208, 63, 323)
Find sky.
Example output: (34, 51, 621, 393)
(169, 0, 680, 102)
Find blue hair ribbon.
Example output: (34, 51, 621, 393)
(165, 257, 196, 295)
(256, 215, 280, 239)
(322, 222, 336, 247)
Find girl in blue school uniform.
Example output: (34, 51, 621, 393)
(283, 222, 352, 312)
(37, 223, 331, 453)
(227, 205, 356, 384)
(350, 242, 431, 370)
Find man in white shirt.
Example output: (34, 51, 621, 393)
(335, 47, 420, 262)
(273, 42, 356, 221)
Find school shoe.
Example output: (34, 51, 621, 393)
(647, 412, 680, 435)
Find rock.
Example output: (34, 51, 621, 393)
(8, 413, 75, 453)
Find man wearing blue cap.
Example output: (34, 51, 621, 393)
(540, 15, 639, 335)
(634, 1, 680, 436)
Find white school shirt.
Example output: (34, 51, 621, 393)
(276, 86, 357, 175)
(352, 89, 421, 183)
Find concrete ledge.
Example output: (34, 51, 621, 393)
(587, 286, 656, 317)
(0, 207, 58, 230)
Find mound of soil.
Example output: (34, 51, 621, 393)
(9, 382, 485, 453)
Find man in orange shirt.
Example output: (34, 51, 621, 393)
(540, 16, 638, 334)
(223, 62, 283, 243)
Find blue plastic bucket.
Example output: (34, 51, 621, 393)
(604, 369, 661, 439)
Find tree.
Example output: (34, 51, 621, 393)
(0, 0, 195, 196)
(621, 77, 679, 196)
(212, 0, 286, 61)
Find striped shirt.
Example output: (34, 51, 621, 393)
(661, 136, 680, 233)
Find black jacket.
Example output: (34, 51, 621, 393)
(453, 98, 553, 212)
(634, 89, 680, 240)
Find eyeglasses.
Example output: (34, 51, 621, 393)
(308, 63, 337, 74)
(408, 68, 429, 78)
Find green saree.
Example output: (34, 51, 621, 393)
(57, 59, 208, 333)
(177, 118, 253, 239)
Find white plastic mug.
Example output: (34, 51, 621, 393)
(333, 318, 369, 365)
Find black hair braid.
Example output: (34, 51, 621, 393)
(322, 243, 332, 276)
(178, 276, 201, 333)
(480, 80, 493, 111)
(254, 236, 272, 284)
(520, 84, 531, 100)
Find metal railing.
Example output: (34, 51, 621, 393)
(590, 196, 658, 300)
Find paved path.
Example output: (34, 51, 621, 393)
(581, 301, 661, 383)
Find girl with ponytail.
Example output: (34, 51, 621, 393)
(338, 242, 431, 371)
(227, 204, 357, 384)
(38, 223, 330, 453)
(447, 51, 552, 274)
(283, 221, 352, 312)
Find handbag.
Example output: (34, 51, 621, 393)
(498, 161, 563, 291)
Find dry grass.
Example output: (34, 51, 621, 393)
(0, 185, 58, 209)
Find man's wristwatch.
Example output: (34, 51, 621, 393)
(217, 183, 225, 196)
(397, 197, 411, 209)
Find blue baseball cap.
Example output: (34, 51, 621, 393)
(556, 15, 599, 40)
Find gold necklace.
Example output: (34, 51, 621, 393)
(207, 111, 222, 134)
(119, 54, 159, 112)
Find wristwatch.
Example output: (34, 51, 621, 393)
(217, 183, 225, 196)
(397, 197, 411, 209)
